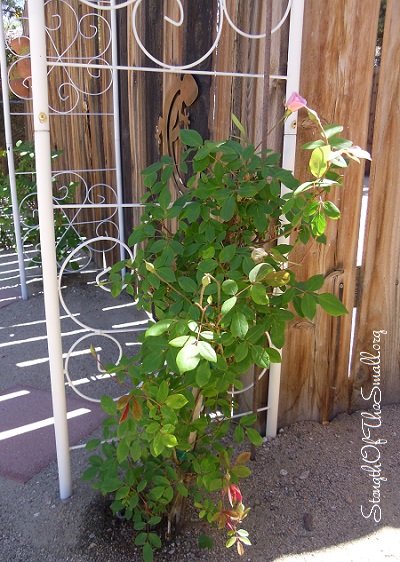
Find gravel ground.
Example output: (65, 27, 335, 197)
(1, 404, 399, 562)
(1, 255, 399, 562)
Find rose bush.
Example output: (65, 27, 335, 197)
(83, 95, 370, 561)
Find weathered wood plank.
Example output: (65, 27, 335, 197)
(350, 0, 400, 409)
(278, 0, 380, 427)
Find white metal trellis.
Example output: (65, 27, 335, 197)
(25, 0, 305, 499)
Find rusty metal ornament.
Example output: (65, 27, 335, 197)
(156, 74, 199, 193)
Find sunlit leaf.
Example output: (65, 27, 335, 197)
(317, 293, 348, 316)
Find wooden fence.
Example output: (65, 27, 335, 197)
(278, 0, 400, 427)
(27, 0, 400, 426)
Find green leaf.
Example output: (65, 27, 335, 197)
(142, 352, 165, 373)
(117, 439, 130, 463)
(323, 124, 344, 138)
(239, 536, 252, 546)
(148, 533, 162, 548)
(169, 335, 197, 348)
(196, 362, 211, 386)
(317, 293, 348, 316)
(176, 344, 200, 373)
(235, 341, 249, 362)
(156, 380, 169, 403)
(303, 200, 319, 217)
(199, 330, 214, 341)
(161, 423, 175, 435)
(115, 485, 130, 500)
(311, 211, 327, 236)
(86, 438, 101, 451)
(177, 482, 189, 497)
(219, 244, 236, 263)
(222, 279, 238, 295)
(251, 345, 270, 368)
(305, 274, 325, 291)
(309, 145, 331, 178)
(159, 186, 171, 210)
(162, 433, 178, 448)
(111, 280, 123, 298)
(180, 129, 203, 147)
(221, 295, 237, 316)
(100, 395, 117, 416)
(322, 200, 341, 219)
(142, 161, 163, 175)
(177, 276, 198, 294)
(231, 312, 248, 339)
(82, 466, 99, 481)
(220, 194, 236, 221)
(329, 137, 353, 150)
(193, 156, 210, 173)
(246, 427, 263, 446)
(135, 532, 148, 547)
(245, 325, 266, 344)
(293, 181, 315, 196)
(165, 394, 189, 409)
(152, 434, 165, 457)
(143, 542, 154, 562)
(249, 263, 273, 283)
(143, 171, 157, 187)
(265, 347, 281, 363)
(202, 246, 215, 259)
(197, 341, 217, 362)
(250, 283, 270, 305)
(157, 267, 176, 282)
(149, 238, 168, 253)
(301, 139, 325, 150)
(231, 464, 251, 478)
(145, 319, 173, 337)
(234, 423, 245, 443)
(130, 440, 142, 462)
(198, 259, 218, 273)
(102, 477, 124, 493)
(301, 293, 317, 320)
(239, 413, 257, 426)
(226, 536, 236, 548)
(231, 113, 247, 137)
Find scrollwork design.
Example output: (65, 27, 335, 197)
(130, 0, 292, 70)
(59, 236, 152, 402)
(44, 0, 113, 113)
(76, 0, 292, 70)
(17, 172, 124, 272)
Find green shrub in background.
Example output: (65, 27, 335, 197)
(0, 140, 82, 267)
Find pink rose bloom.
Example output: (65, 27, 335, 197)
(285, 92, 307, 112)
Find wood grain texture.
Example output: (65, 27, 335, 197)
(350, 0, 400, 409)
(278, 0, 380, 426)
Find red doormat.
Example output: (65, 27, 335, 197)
(0, 385, 107, 483)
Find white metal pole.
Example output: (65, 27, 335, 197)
(0, 2, 28, 300)
(266, 0, 305, 438)
(111, 0, 126, 262)
(28, 0, 72, 498)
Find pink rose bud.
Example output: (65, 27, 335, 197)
(227, 484, 243, 507)
(285, 92, 307, 113)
